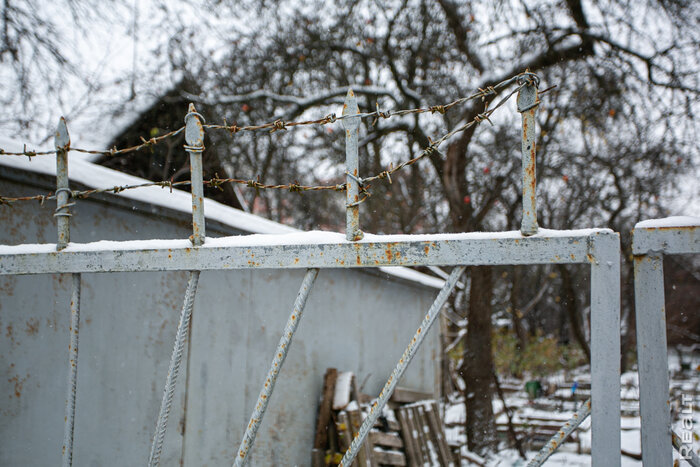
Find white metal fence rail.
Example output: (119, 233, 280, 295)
(0, 73, 624, 466)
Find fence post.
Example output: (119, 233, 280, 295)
(589, 231, 621, 466)
(185, 103, 206, 245)
(634, 252, 672, 465)
(517, 74, 539, 236)
(148, 104, 205, 467)
(342, 89, 363, 241)
(55, 117, 82, 467)
(55, 117, 72, 250)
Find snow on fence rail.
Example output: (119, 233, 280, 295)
(0, 73, 624, 466)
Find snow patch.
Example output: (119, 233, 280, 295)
(635, 216, 700, 229)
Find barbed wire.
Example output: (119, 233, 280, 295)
(0, 73, 530, 160)
(0, 74, 537, 206)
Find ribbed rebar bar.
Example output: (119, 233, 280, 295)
(61, 273, 81, 467)
(148, 271, 200, 467)
(528, 398, 591, 466)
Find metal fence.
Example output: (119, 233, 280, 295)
(0, 73, 623, 466)
(633, 219, 700, 466)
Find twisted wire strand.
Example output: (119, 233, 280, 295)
(148, 271, 200, 467)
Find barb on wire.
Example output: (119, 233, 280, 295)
(0, 72, 535, 206)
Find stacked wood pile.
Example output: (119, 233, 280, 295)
(312, 368, 454, 466)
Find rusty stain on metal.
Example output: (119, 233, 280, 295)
(517, 77, 539, 236)
(234, 269, 318, 466)
(55, 117, 72, 251)
(528, 398, 591, 466)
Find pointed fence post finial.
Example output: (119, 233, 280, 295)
(342, 89, 363, 241)
(55, 117, 71, 151)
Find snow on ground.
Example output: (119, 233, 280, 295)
(444, 352, 700, 466)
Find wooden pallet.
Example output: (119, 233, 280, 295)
(312, 368, 453, 466)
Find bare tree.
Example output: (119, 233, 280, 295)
(97, 0, 699, 455)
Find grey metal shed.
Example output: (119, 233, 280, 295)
(0, 154, 442, 466)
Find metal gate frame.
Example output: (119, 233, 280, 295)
(633, 219, 700, 466)
(0, 76, 622, 466)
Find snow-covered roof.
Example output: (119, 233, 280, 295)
(0, 138, 443, 289)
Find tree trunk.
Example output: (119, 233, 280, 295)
(461, 265, 497, 454)
(510, 267, 528, 350)
(558, 264, 591, 362)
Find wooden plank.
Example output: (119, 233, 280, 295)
(390, 387, 433, 404)
(314, 368, 338, 449)
(371, 448, 406, 466)
(410, 406, 430, 463)
(425, 402, 453, 466)
(348, 409, 372, 466)
(396, 408, 420, 466)
(370, 431, 404, 449)
(415, 405, 438, 463)
(311, 448, 325, 467)
(337, 412, 359, 467)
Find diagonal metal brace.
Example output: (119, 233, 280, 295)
(339, 265, 466, 466)
(234, 268, 319, 466)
